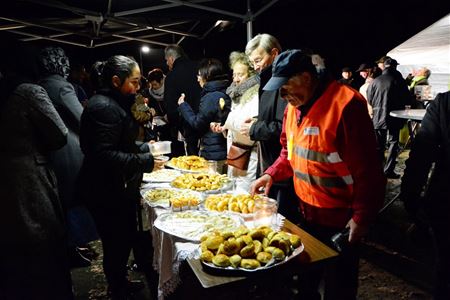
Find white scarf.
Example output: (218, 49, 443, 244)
(148, 83, 164, 101)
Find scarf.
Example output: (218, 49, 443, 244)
(148, 82, 164, 101)
(226, 75, 259, 104)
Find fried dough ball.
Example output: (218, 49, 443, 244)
(262, 237, 270, 249)
(229, 254, 242, 268)
(212, 254, 230, 267)
(240, 243, 255, 258)
(235, 236, 246, 249)
(205, 236, 224, 250)
(241, 234, 253, 245)
(256, 251, 272, 264)
(200, 241, 208, 252)
(253, 240, 263, 255)
(218, 240, 240, 256)
(200, 250, 214, 263)
(272, 248, 286, 261)
(234, 227, 249, 238)
(289, 234, 302, 248)
(221, 231, 235, 240)
(240, 259, 261, 270)
(264, 246, 277, 254)
(249, 229, 265, 241)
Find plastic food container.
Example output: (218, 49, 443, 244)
(149, 141, 172, 156)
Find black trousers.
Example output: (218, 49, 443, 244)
(297, 222, 360, 300)
(429, 218, 450, 300)
(375, 128, 400, 174)
(87, 199, 137, 294)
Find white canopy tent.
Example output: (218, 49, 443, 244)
(387, 13, 450, 96)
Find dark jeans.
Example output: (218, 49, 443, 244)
(375, 128, 400, 174)
(297, 222, 360, 300)
(87, 200, 137, 294)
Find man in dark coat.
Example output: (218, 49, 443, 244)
(164, 44, 201, 157)
(242, 33, 300, 223)
(367, 58, 412, 178)
(401, 91, 450, 300)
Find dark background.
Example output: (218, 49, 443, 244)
(1, 0, 448, 78)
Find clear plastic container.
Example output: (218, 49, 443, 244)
(149, 141, 172, 156)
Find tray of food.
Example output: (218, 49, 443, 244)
(142, 168, 182, 183)
(204, 193, 263, 215)
(171, 173, 231, 193)
(153, 210, 244, 242)
(199, 226, 304, 275)
(165, 155, 209, 173)
(141, 188, 202, 208)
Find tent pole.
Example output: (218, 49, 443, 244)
(246, 0, 253, 41)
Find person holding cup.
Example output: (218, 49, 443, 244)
(77, 55, 155, 299)
(250, 50, 386, 300)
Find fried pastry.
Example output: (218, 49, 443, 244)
(253, 240, 263, 255)
(205, 236, 224, 250)
(289, 234, 302, 248)
(249, 228, 265, 241)
(212, 254, 231, 267)
(200, 250, 214, 263)
(272, 248, 286, 261)
(256, 251, 272, 264)
(240, 243, 255, 258)
(240, 258, 261, 269)
(229, 254, 242, 268)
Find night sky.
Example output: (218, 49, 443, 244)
(1, 0, 449, 78)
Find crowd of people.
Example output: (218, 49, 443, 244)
(0, 32, 448, 300)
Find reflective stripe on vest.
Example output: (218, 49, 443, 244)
(294, 146, 343, 163)
(294, 170, 354, 188)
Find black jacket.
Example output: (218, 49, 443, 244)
(78, 90, 154, 207)
(164, 56, 201, 139)
(401, 91, 450, 218)
(367, 67, 412, 130)
(178, 80, 231, 160)
(250, 66, 287, 175)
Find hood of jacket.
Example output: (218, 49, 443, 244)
(201, 79, 229, 96)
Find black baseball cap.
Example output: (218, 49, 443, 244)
(263, 49, 317, 91)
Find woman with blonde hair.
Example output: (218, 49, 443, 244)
(211, 51, 259, 191)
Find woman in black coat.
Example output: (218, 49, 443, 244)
(177, 58, 231, 171)
(77, 55, 154, 299)
(0, 47, 73, 299)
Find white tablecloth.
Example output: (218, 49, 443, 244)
(143, 186, 285, 300)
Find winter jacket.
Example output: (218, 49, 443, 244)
(164, 56, 201, 140)
(250, 65, 287, 176)
(0, 83, 68, 245)
(366, 67, 412, 130)
(401, 91, 450, 219)
(178, 80, 231, 160)
(77, 89, 154, 208)
(39, 74, 84, 208)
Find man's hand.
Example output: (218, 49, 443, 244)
(250, 174, 273, 196)
(240, 117, 254, 136)
(177, 93, 185, 105)
(346, 218, 369, 244)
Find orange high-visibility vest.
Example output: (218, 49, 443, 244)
(286, 81, 359, 209)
